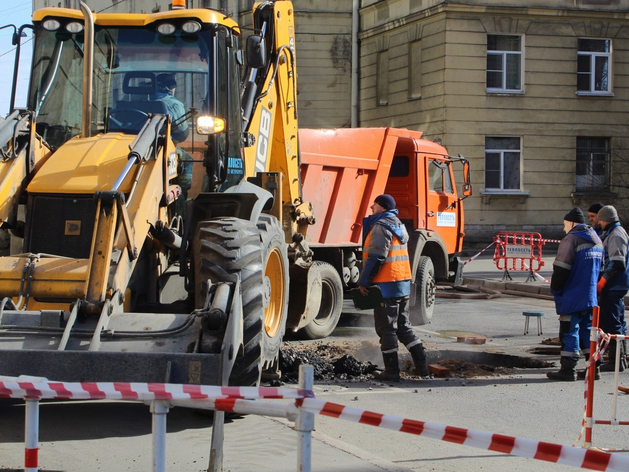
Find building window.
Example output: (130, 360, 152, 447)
(377, 50, 389, 106)
(486, 35, 522, 93)
(408, 40, 422, 99)
(576, 137, 610, 192)
(577, 39, 611, 93)
(485, 137, 521, 190)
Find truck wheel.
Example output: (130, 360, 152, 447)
(256, 214, 289, 372)
(299, 262, 343, 340)
(411, 256, 436, 325)
(194, 217, 267, 386)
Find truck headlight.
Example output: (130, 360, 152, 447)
(196, 116, 225, 135)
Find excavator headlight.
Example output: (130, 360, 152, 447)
(43, 19, 61, 31)
(66, 22, 84, 34)
(197, 116, 225, 135)
(157, 23, 176, 35)
(182, 21, 201, 34)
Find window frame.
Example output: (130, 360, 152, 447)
(577, 38, 612, 95)
(486, 34, 523, 94)
(484, 136, 523, 192)
(575, 136, 611, 192)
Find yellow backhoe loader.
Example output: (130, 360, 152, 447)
(0, 0, 307, 386)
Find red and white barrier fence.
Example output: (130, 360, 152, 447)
(297, 397, 629, 472)
(0, 380, 312, 401)
(575, 306, 629, 449)
(3, 364, 629, 472)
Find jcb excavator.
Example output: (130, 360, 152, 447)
(0, 0, 308, 386)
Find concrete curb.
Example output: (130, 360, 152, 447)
(463, 277, 552, 298)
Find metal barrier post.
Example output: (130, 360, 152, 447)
(151, 400, 170, 472)
(611, 334, 625, 425)
(24, 398, 39, 472)
(296, 365, 314, 472)
(585, 306, 599, 447)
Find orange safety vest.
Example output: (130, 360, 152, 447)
(363, 230, 412, 283)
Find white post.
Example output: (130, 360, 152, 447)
(24, 399, 39, 472)
(611, 335, 624, 425)
(296, 365, 314, 472)
(151, 400, 170, 472)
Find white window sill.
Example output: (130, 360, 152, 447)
(479, 190, 530, 204)
(486, 89, 525, 95)
(576, 91, 614, 97)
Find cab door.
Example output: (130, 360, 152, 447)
(424, 155, 459, 254)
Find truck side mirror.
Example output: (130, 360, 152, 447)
(246, 35, 267, 69)
(462, 159, 472, 197)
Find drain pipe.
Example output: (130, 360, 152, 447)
(351, 0, 359, 128)
(80, 1, 94, 138)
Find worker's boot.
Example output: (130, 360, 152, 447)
(600, 339, 626, 372)
(547, 357, 578, 381)
(577, 354, 600, 380)
(373, 351, 400, 382)
(408, 343, 431, 378)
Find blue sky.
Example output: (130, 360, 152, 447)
(0, 1, 33, 117)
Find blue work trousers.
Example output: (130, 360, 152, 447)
(559, 309, 592, 359)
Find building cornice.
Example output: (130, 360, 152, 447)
(359, 2, 629, 40)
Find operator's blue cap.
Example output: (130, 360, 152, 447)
(375, 194, 396, 211)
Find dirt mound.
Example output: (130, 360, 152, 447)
(280, 344, 377, 383)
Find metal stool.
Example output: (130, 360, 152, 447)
(523, 311, 544, 335)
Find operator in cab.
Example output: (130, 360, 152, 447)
(153, 73, 189, 144)
(153, 73, 192, 213)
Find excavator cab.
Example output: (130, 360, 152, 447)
(29, 13, 244, 196)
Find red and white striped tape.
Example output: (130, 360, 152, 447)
(298, 397, 629, 472)
(0, 380, 313, 401)
(463, 241, 495, 265)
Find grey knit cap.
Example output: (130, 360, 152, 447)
(597, 205, 619, 223)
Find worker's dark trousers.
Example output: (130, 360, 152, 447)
(374, 295, 419, 352)
(599, 289, 628, 336)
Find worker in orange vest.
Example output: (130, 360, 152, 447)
(358, 194, 430, 382)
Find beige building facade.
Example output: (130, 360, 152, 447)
(358, 0, 629, 244)
(30, 0, 629, 244)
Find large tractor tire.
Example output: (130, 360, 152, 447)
(299, 262, 343, 340)
(255, 214, 290, 372)
(193, 215, 289, 386)
(410, 256, 436, 325)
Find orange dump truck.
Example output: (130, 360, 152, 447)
(291, 127, 471, 337)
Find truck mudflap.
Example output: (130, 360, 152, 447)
(0, 280, 243, 386)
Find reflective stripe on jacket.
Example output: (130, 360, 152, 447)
(363, 231, 412, 283)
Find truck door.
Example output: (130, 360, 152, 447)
(424, 155, 459, 254)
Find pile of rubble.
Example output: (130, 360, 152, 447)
(280, 342, 377, 383)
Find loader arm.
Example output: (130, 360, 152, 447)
(240, 1, 313, 238)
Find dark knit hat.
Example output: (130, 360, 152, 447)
(588, 202, 605, 214)
(598, 205, 619, 223)
(374, 194, 396, 211)
(564, 207, 585, 224)
(156, 73, 177, 90)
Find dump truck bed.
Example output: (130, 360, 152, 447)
(299, 127, 452, 247)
